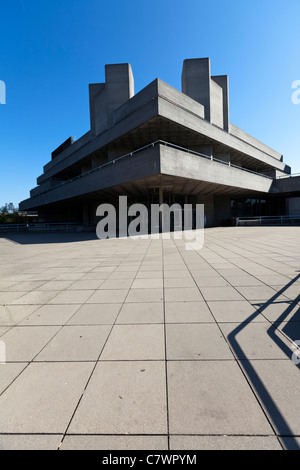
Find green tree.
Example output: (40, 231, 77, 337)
(0, 204, 28, 224)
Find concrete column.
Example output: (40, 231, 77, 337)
(212, 75, 229, 131)
(182, 58, 211, 122)
(287, 197, 300, 216)
(105, 63, 134, 127)
(89, 83, 106, 135)
(197, 194, 214, 227)
(89, 63, 134, 136)
(214, 196, 231, 224)
(182, 59, 229, 131)
(83, 205, 89, 226)
(159, 186, 164, 233)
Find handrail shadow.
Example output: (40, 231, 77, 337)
(227, 273, 300, 450)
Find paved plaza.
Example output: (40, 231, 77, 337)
(0, 226, 299, 450)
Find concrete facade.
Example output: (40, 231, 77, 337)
(19, 58, 300, 226)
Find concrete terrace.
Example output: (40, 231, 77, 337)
(0, 226, 299, 450)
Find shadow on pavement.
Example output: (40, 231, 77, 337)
(227, 274, 300, 450)
(0, 232, 99, 245)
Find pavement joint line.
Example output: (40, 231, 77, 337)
(57, 237, 154, 450)
(171, 236, 288, 448)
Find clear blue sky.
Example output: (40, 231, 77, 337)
(0, 0, 299, 207)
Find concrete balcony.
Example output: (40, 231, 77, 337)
(20, 142, 274, 211)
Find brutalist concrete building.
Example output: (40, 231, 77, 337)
(20, 58, 300, 227)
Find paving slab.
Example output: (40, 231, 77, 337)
(0, 434, 62, 450)
(0, 291, 28, 304)
(167, 360, 273, 435)
(169, 435, 282, 450)
(68, 361, 168, 435)
(125, 288, 164, 303)
(60, 435, 168, 450)
(49, 290, 95, 304)
(166, 323, 234, 360)
(87, 289, 128, 304)
(0, 326, 60, 361)
(19, 304, 81, 326)
(37, 280, 75, 291)
(0, 362, 94, 433)
(164, 277, 197, 288)
(116, 302, 164, 324)
(164, 287, 204, 302)
(11, 290, 60, 305)
(240, 359, 300, 438)
(4, 280, 47, 291)
(67, 303, 121, 325)
(165, 301, 213, 323)
(35, 325, 111, 361)
(199, 286, 245, 301)
(0, 363, 28, 394)
(220, 322, 294, 360)
(100, 324, 165, 360)
(131, 278, 164, 289)
(235, 286, 280, 301)
(0, 305, 40, 326)
(66, 279, 104, 290)
(207, 300, 264, 323)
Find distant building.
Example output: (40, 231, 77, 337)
(20, 58, 300, 227)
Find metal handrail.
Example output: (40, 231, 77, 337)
(0, 222, 78, 232)
(278, 173, 300, 179)
(236, 215, 300, 225)
(237, 215, 300, 219)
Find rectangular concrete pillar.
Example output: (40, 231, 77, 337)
(82, 205, 89, 226)
(211, 75, 229, 131)
(89, 83, 106, 135)
(182, 58, 211, 122)
(182, 59, 229, 131)
(105, 63, 134, 127)
(214, 196, 231, 224)
(197, 194, 214, 227)
(89, 63, 134, 136)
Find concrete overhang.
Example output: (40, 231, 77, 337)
(20, 144, 273, 211)
(35, 79, 287, 187)
(37, 80, 161, 185)
(272, 175, 300, 194)
(159, 144, 273, 194)
(156, 81, 288, 173)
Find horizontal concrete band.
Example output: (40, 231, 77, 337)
(20, 144, 273, 210)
